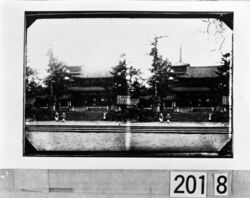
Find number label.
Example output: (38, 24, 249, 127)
(170, 172, 207, 197)
(214, 173, 229, 196)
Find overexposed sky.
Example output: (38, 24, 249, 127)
(27, 18, 232, 79)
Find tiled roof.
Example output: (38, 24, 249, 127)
(26, 98, 36, 105)
(72, 74, 112, 79)
(59, 94, 71, 100)
(65, 66, 82, 74)
(179, 66, 219, 78)
(163, 94, 179, 100)
(36, 94, 49, 100)
(172, 62, 190, 67)
(68, 86, 105, 92)
(172, 87, 210, 92)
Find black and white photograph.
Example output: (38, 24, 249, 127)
(24, 11, 233, 157)
(2, 0, 250, 197)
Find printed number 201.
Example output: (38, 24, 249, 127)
(170, 172, 207, 197)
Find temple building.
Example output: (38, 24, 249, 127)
(59, 66, 113, 108)
(59, 46, 229, 110)
(164, 46, 226, 108)
(67, 76, 112, 107)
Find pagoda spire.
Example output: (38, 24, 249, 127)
(179, 45, 182, 62)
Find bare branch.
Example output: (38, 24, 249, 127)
(219, 36, 226, 51)
(207, 19, 212, 34)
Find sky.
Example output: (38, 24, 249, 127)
(27, 18, 232, 79)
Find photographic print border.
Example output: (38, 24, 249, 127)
(23, 11, 234, 158)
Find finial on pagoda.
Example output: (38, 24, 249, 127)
(179, 45, 182, 62)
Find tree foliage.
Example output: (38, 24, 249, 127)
(44, 54, 73, 109)
(216, 53, 230, 96)
(110, 60, 128, 96)
(25, 66, 44, 97)
(148, 36, 174, 104)
(110, 59, 143, 101)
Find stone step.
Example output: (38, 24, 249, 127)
(25, 124, 231, 154)
(26, 125, 229, 134)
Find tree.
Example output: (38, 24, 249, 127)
(125, 65, 144, 97)
(130, 79, 147, 98)
(216, 53, 230, 104)
(109, 58, 143, 102)
(148, 36, 174, 110)
(44, 52, 72, 110)
(110, 59, 128, 98)
(25, 66, 44, 98)
(201, 18, 232, 52)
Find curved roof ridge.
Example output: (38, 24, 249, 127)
(178, 65, 220, 78)
(172, 62, 190, 67)
(189, 65, 221, 68)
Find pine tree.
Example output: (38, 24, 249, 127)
(148, 36, 173, 110)
(110, 58, 143, 102)
(216, 53, 230, 96)
(44, 50, 73, 110)
(25, 66, 44, 98)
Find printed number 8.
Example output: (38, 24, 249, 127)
(216, 175, 227, 194)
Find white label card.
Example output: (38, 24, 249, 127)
(170, 171, 207, 197)
(214, 173, 229, 196)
